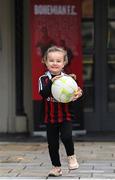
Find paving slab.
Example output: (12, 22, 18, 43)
(0, 142, 115, 179)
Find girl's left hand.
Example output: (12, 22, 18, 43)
(72, 87, 83, 101)
(69, 73, 77, 80)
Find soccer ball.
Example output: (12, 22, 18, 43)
(51, 75, 78, 103)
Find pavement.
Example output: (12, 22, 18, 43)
(0, 133, 115, 179)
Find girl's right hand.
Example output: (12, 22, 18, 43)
(51, 75, 63, 83)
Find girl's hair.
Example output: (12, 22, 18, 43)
(42, 46, 68, 65)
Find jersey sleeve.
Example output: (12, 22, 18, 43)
(39, 76, 52, 98)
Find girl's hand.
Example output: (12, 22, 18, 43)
(69, 73, 77, 80)
(72, 87, 83, 101)
(51, 75, 63, 83)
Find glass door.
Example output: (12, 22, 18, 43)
(82, 0, 115, 131)
(107, 1, 115, 113)
(101, 0, 115, 130)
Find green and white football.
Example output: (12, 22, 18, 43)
(51, 75, 78, 103)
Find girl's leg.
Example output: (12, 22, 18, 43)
(46, 123, 61, 167)
(60, 122, 74, 156)
(60, 122, 79, 170)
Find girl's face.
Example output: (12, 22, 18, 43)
(45, 51, 65, 75)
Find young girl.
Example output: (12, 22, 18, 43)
(39, 46, 82, 177)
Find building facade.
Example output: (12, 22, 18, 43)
(0, 0, 115, 133)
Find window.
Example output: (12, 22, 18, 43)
(82, 0, 94, 112)
(107, 0, 115, 112)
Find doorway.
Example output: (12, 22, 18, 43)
(83, 0, 115, 131)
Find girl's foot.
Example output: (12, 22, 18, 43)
(48, 166, 62, 177)
(68, 155, 79, 170)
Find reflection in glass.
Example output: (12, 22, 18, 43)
(82, 22, 94, 49)
(108, 0, 115, 18)
(107, 22, 115, 48)
(108, 55, 115, 83)
(84, 85, 94, 112)
(82, 0, 93, 18)
(83, 55, 94, 82)
(107, 55, 115, 112)
(83, 55, 94, 111)
(108, 85, 115, 112)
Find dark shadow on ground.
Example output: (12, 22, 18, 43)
(0, 132, 115, 142)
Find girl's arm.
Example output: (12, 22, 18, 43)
(39, 76, 52, 98)
(39, 75, 62, 98)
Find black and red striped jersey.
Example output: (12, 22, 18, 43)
(39, 71, 76, 124)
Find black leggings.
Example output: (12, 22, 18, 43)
(46, 122, 74, 166)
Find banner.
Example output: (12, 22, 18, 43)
(30, 0, 83, 101)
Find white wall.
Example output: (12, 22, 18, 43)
(0, 0, 28, 133)
(0, 0, 15, 132)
